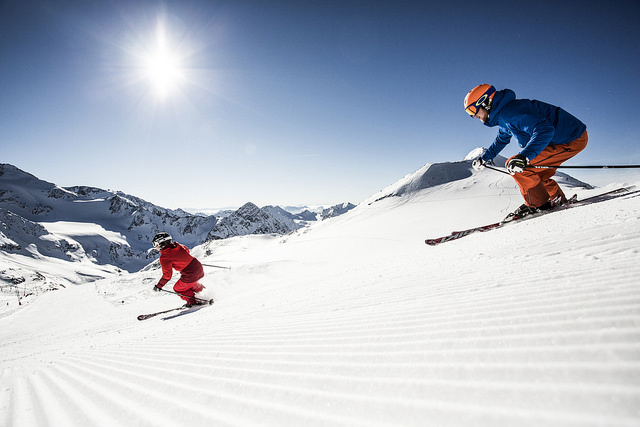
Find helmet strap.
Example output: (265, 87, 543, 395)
(482, 98, 493, 112)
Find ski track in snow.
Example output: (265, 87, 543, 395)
(2, 187, 640, 426)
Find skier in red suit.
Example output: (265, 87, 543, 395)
(152, 232, 206, 306)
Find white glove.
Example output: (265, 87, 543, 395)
(472, 157, 486, 171)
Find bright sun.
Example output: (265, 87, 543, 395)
(142, 23, 184, 100)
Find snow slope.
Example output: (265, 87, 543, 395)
(1, 161, 639, 426)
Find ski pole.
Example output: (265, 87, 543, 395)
(528, 164, 640, 169)
(484, 164, 510, 175)
(157, 287, 211, 303)
(201, 263, 231, 270)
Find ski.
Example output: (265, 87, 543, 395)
(425, 186, 638, 246)
(137, 299, 214, 321)
(137, 306, 186, 321)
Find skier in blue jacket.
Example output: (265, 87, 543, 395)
(465, 84, 588, 219)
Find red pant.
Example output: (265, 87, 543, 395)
(507, 131, 588, 207)
(174, 280, 204, 305)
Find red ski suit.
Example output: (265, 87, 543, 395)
(156, 242, 204, 304)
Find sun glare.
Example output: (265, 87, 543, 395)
(142, 22, 184, 100)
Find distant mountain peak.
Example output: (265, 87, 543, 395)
(207, 202, 302, 240)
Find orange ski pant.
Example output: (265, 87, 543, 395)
(506, 130, 588, 207)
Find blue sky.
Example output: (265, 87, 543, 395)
(2, 0, 639, 210)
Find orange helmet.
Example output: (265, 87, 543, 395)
(464, 84, 496, 116)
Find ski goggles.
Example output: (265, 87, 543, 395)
(465, 96, 490, 117)
(465, 103, 481, 117)
(465, 88, 496, 117)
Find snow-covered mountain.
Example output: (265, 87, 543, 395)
(370, 153, 592, 204)
(0, 207, 82, 261)
(0, 163, 217, 272)
(273, 202, 357, 222)
(2, 152, 639, 426)
(320, 202, 357, 219)
(207, 202, 303, 240)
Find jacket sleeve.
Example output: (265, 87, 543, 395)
(482, 127, 512, 162)
(157, 257, 173, 287)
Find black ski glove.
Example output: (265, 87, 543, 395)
(506, 154, 528, 175)
(153, 285, 163, 292)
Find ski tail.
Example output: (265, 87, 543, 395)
(574, 185, 637, 204)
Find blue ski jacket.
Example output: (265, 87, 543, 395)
(480, 89, 586, 162)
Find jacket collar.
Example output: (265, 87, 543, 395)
(484, 89, 516, 127)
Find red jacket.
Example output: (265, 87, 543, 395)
(157, 242, 204, 287)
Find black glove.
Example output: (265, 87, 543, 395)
(153, 285, 163, 292)
(506, 154, 528, 175)
(472, 157, 486, 171)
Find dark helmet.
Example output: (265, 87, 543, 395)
(152, 232, 172, 249)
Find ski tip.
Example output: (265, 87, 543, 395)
(209, 299, 214, 305)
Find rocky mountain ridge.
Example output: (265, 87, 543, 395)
(0, 164, 354, 276)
